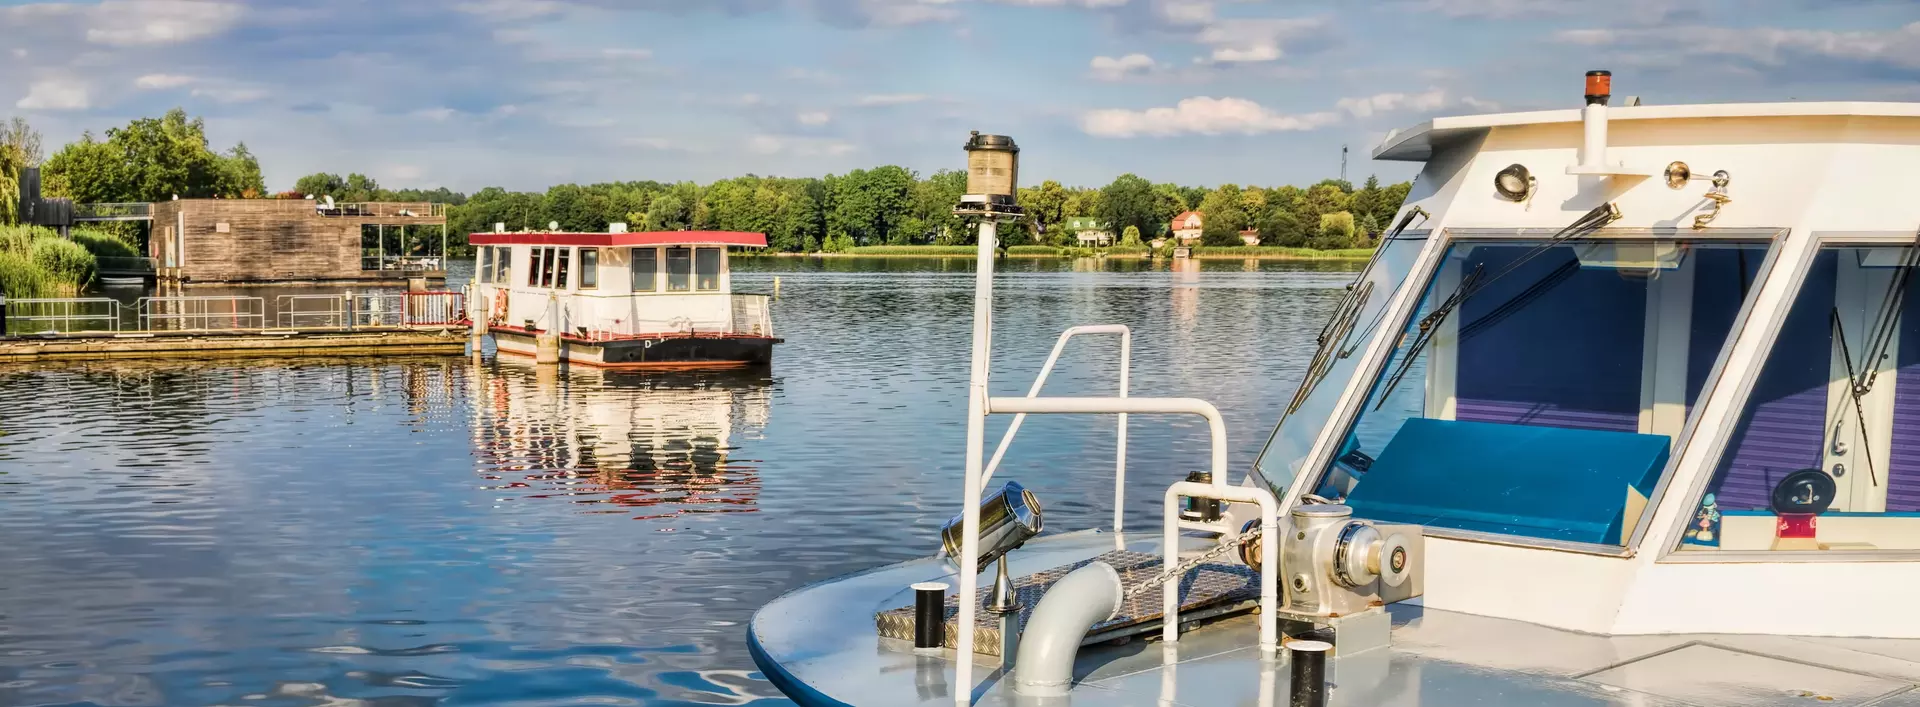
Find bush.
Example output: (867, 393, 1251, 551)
(0, 249, 61, 298)
(72, 229, 139, 260)
(31, 237, 96, 286)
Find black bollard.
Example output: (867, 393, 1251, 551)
(913, 582, 948, 649)
(1288, 640, 1331, 707)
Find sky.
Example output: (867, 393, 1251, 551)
(1, 0, 1916, 194)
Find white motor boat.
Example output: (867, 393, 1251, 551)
(751, 72, 1920, 706)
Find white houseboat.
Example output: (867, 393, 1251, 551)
(469, 229, 778, 368)
(751, 73, 1920, 706)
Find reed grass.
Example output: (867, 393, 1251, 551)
(0, 225, 96, 298)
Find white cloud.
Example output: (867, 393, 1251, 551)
(1084, 88, 1490, 138)
(1336, 88, 1451, 118)
(135, 73, 196, 89)
(1082, 97, 1340, 137)
(796, 111, 833, 125)
(601, 48, 654, 61)
(17, 81, 90, 110)
(455, 0, 566, 21)
(1195, 18, 1324, 64)
(85, 0, 246, 46)
(745, 134, 857, 157)
(1156, 0, 1215, 25)
(410, 107, 458, 121)
(189, 83, 267, 103)
(856, 93, 931, 106)
(1090, 53, 1158, 81)
(1556, 22, 1920, 71)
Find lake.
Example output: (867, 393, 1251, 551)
(0, 256, 1359, 706)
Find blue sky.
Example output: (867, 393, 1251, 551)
(2, 0, 1915, 193)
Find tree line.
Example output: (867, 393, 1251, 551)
(1, 109, 1410, 255)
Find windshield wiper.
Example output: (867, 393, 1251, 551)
(1372, 203, 1620, 410)
(1283, 208, 1431, 416)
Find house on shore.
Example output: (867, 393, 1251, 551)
(1170, 211, 1203, 244)
(1238, 228, 1261, 246)
(1064, 216, 1113, 247)
(149, 198, 449, 285)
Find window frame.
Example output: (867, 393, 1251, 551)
(665, 246, 693, 293)
(479, 246, 493, 284)
(1658, 230, 1920, 563)
(495, 246, 511, 284)
(580, 248, 599, 290)
(528, 247, 546, 287)
(632, 247, 659, 293)
(694, 247, 723, 292)
(1281, 226, 1789, 558)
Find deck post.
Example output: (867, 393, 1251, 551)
(955, 217, 998, 703)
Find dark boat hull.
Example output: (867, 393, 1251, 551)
(493, 329, 778, 369)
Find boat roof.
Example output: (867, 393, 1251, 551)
(468, 230, 767, 248)
(1373, 101, 1920, 162)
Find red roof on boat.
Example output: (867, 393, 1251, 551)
(468, 231, 767, 247)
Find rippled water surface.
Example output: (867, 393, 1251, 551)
(0, 256, 1358, 706)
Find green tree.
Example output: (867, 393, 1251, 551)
(1198, 184, 1250, 246)
(1120, 224, 1143, 246)
(293, 172, 347, 198)
(1096, 174, 1158, 242)
(644, 192, 693, 231)
(1313, 211, 1356, 250)
(0, 117, 43, 225)
(43, 108, 257, 203)
(1258, 210, 1307, 247)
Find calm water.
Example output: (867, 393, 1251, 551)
(0, 256, 1360, 706)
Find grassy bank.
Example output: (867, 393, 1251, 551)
(0, 225, 100, 298)
(734, 244, 1374, 260)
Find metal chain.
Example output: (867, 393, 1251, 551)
(1121, 527, 1263, 600)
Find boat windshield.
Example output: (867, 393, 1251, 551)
(1305, 237, 1771, 548)
(1678, 243, 1920, 553)
(1251, 230, 1429, 496)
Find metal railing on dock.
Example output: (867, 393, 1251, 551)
(138, 296, 267, 331)
(5, 291, 467, 336)
(3, 298, 121, 334)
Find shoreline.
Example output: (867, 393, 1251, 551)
(734, 249, 1374, 261)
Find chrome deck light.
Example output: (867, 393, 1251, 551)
(941, 480, 1043, 613)
(1494, 164, 1535, 202)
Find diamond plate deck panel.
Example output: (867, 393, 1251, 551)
(874, 550, 1258, 656)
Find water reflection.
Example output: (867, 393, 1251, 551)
(473, 361, 772, 520)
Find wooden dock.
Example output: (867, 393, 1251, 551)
(0, 328, 468, 362)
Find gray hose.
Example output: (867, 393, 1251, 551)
(1012, 561, 1123, 697)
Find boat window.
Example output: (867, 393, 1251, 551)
(529, 247, 547, 287)
(580, 249, 599, 289)
(1678, 243, 1920, 553)
(1251, 231, 1429, 497)
(696, 248, 722, 291)
(667, 247, 692, 292)
(633, 248, 658, 293)
(554, 248, 571, 289)
(478, 247, 492, 284)
(494, 247, 510, 284)
(1308, 237, 1771, 548)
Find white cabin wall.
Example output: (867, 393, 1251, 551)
(1357, 112, 1920, 638)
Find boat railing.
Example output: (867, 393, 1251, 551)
(402, 291, 466, 327)
(730, 294, 773, 337)
(2, 297, 122, 335)
(137, 296, 267, 331)
(981, 324, 1131, 533)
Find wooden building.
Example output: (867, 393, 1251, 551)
(148, 199, 448, 285)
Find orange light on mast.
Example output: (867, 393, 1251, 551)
(1585, 70, 1612, 106)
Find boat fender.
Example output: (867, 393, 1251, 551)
(1012, 561, 1122, 697)
(491, 289, 509, 326)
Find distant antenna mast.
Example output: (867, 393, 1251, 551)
(1340, 144, 1349, 183)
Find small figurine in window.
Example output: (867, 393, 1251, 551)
(1683, 493, 1721, 547)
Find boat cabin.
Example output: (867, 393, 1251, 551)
(469, 229, 777, 367)
(750, 75, 1920, 707)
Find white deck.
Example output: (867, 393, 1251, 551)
(751, 532, 1920, 706)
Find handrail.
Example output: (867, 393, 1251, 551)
(981, 324, 1131, 533)
(1163, 481, 1277, 655)
(985, 396, 1228, 488)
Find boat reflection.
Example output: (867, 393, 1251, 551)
(471, 359, 773, 520)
